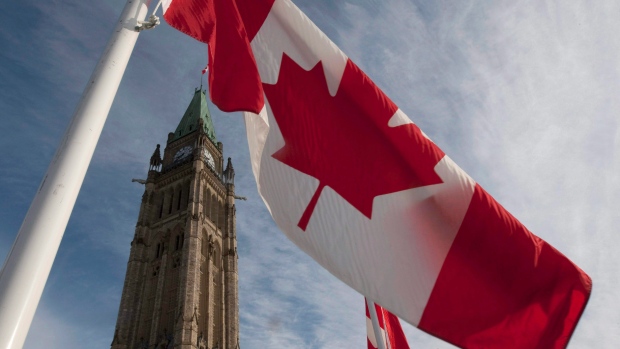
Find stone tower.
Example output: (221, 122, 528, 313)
(111, 89, 239, 349)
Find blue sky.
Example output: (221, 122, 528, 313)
(0, 0, 618, 347)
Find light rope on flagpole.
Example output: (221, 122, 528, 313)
(151, 0, 164, 15)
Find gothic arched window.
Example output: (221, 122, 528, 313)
(183, 181, 191, 209)
(211, 194, 218, 226)
(158, 194, 164, 219)
(176, 187, 183, 211)
(168, 190, 174, 214)
(218, 201, 225, 230)
(203, 188, 211, 219)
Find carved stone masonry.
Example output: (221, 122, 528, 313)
(111, 89, 239, 349)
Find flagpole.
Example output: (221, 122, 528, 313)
(367, 299, 388, 349)
(383, 310, 393, 349)
(0, 0, 154, 347)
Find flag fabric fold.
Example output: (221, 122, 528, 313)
(366, 299, 411, 349)
(162, 0, 592, 348)
(162, 0, 267, 113)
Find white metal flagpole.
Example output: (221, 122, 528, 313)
(0, 0, 155, 347)
(367, 298, 388, 349)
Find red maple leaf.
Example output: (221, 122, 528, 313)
(263, 55, 445, 231)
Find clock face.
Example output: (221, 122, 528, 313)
(173, 146, 193, 162)
(202, 148, 215, 170)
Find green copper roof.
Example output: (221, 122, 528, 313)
(172, 89, 217, 144)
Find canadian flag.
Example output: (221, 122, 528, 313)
(366, 299, 411, 349)
(162, 0, 592, 348)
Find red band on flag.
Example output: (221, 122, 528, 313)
(418, 184, 592, 349)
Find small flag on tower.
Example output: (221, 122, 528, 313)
(202, 66, 208, 75)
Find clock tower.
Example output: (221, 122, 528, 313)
(111, 89, 239, 349)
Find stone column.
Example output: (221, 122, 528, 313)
(173, 173, 203, 348)
(111, 225, 150, 349)
(149, 240, 169, 346)
(112, 177, 155, 349)
(223, 252, 238, 349)
(205, 248, 216, 349)
(224, 185, 239, 349)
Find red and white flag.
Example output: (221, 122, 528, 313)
(162, 0, 592, 348)
(367, 299, 411, 349)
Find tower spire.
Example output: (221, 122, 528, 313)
(171, 89, 217, 144)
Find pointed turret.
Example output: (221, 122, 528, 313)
(223, 157, 235, 185)
(170, 88, 217, 144)
(149, 144, 162, 171)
